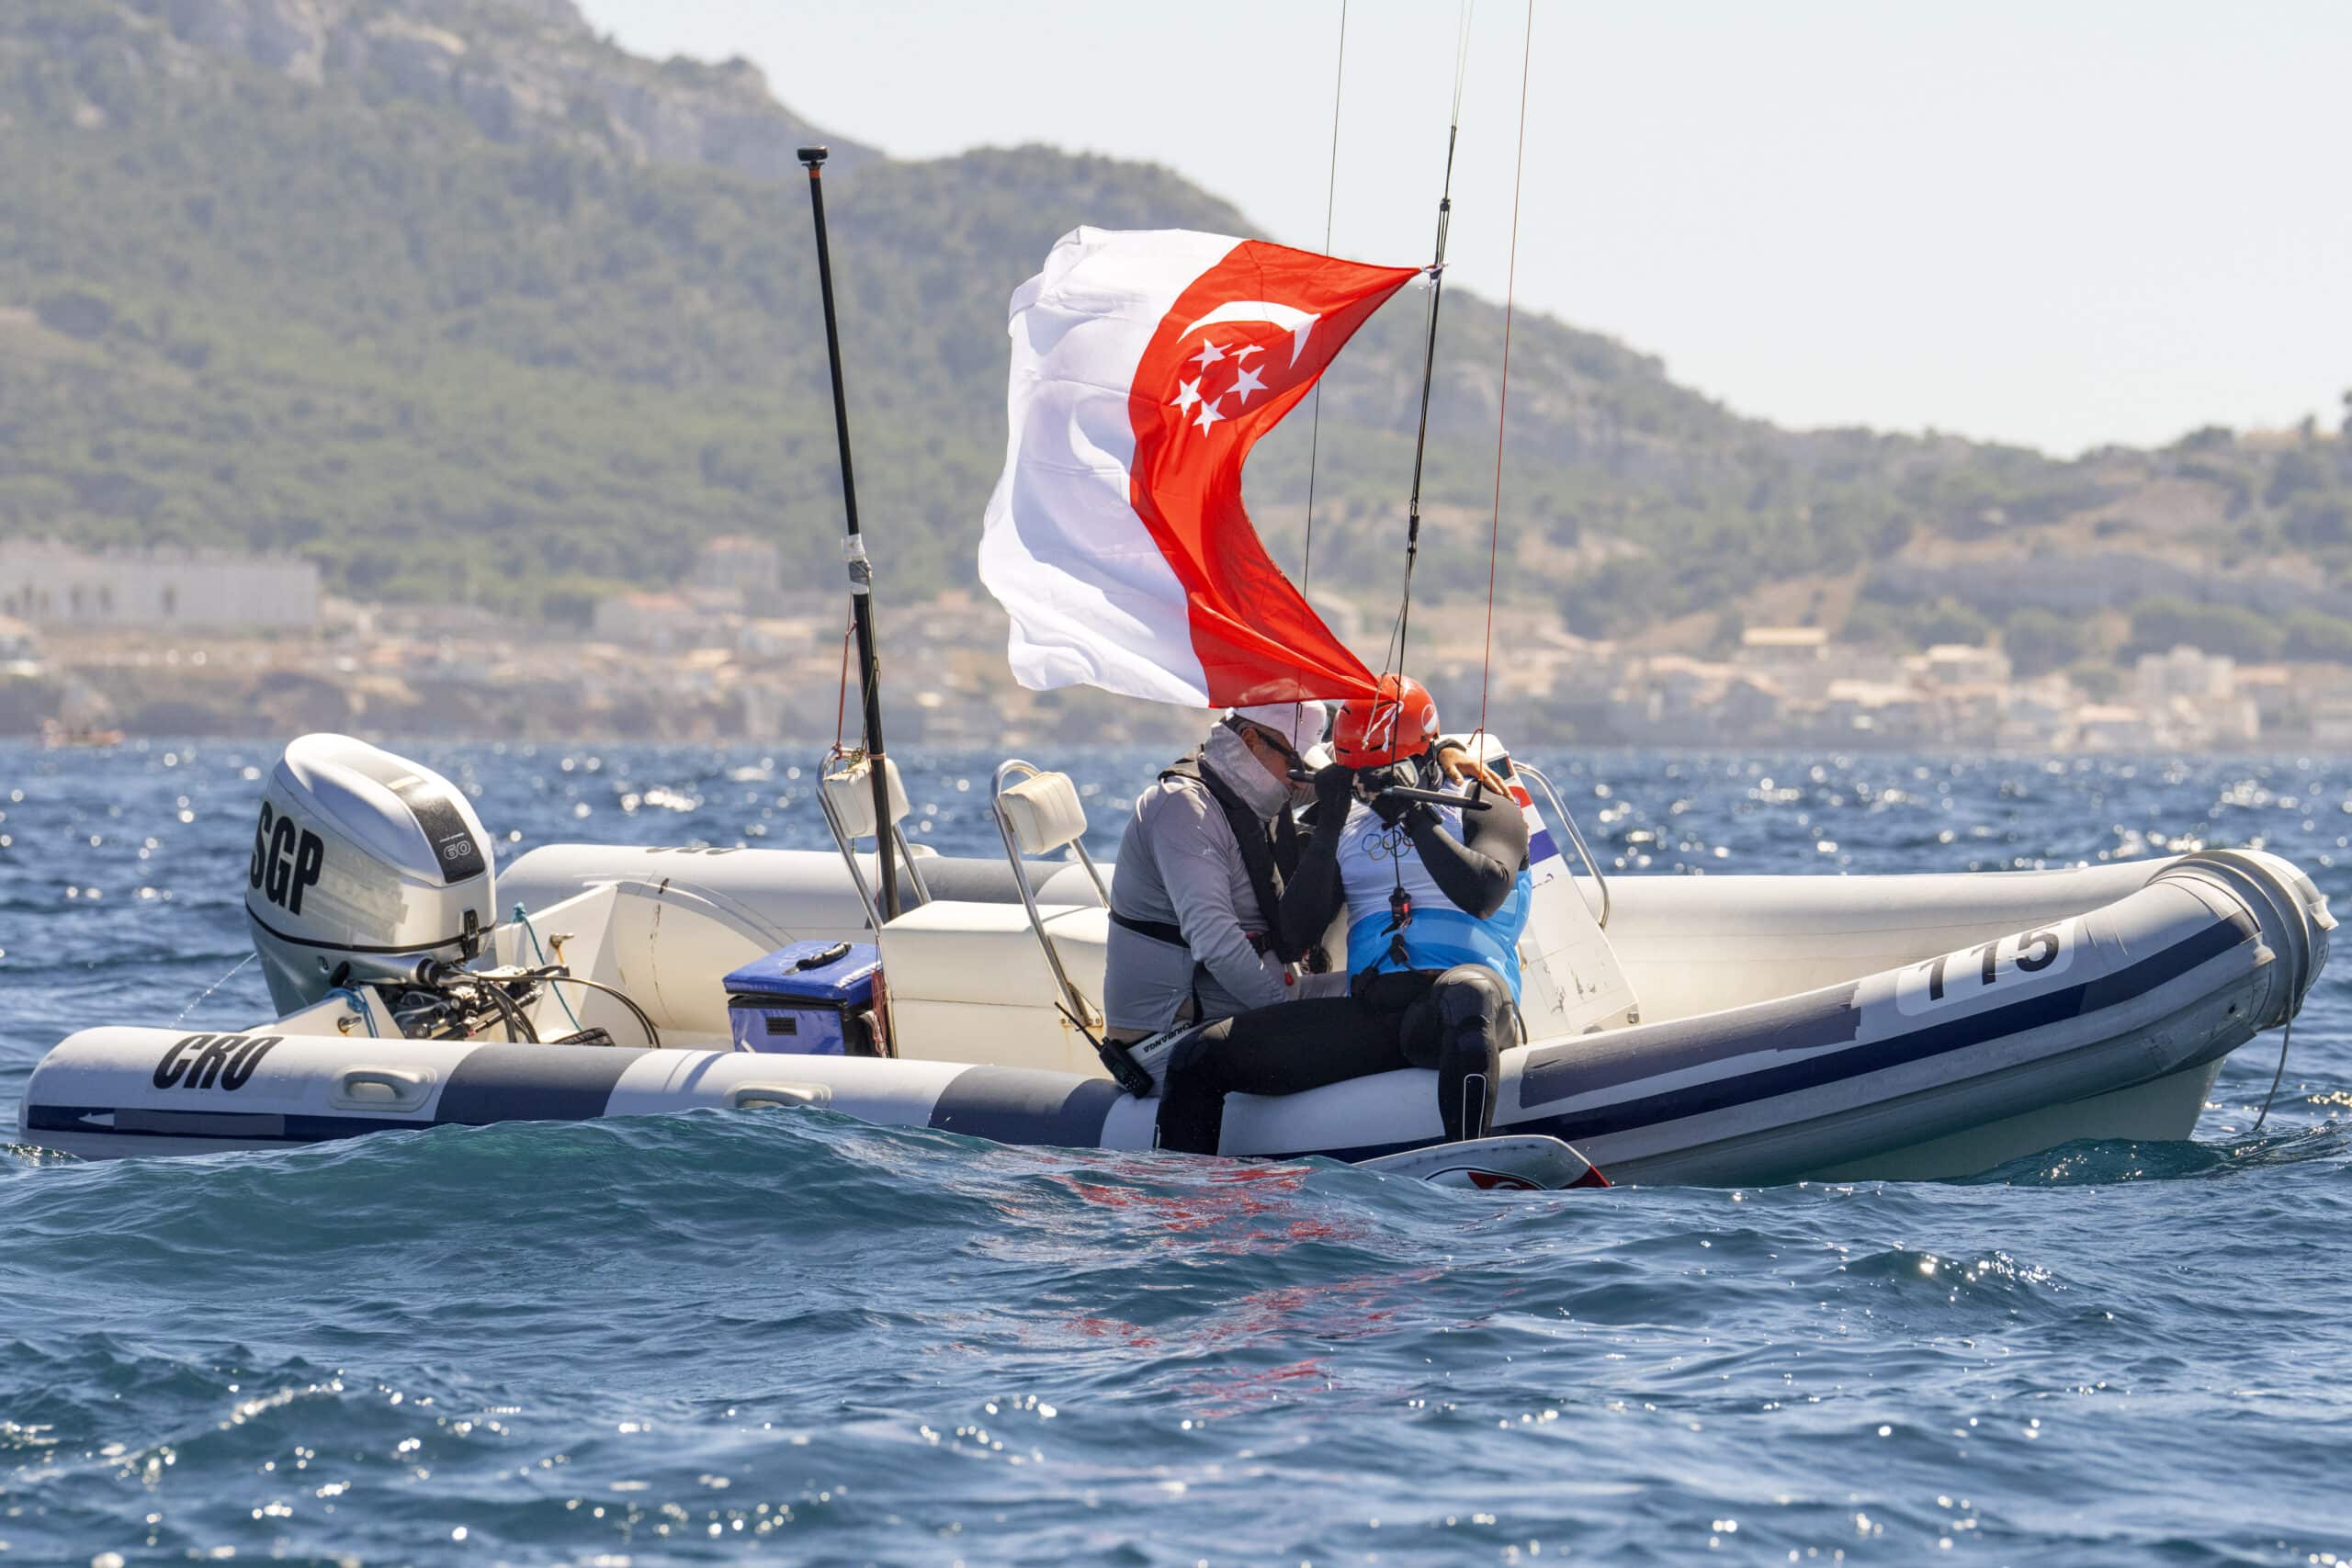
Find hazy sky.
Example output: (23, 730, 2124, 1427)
(579, 0, 2347, 457)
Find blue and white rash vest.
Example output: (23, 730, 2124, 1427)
(1336, 783, 1532, 996)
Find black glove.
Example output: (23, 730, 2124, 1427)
(1312, 762, 1358, 812)
(1368, 788, 1418, 828)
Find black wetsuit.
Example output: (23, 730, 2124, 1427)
(1154, 760, 1530, 1155)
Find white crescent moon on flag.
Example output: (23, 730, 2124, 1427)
(1177, 300, 1321, 367)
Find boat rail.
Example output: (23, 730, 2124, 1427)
(990, 758, 1111, 1027)
(817, 742, 932, 929)
(1512, 762, 1611, 930)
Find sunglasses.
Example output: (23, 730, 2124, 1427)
(1241, 724, 1306, 772)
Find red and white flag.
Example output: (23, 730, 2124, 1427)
(978, 227, 1419, 707)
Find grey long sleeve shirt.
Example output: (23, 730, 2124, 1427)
(1102, 725, 1302, 1033)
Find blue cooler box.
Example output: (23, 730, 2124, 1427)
(722, 941, 881, 1055)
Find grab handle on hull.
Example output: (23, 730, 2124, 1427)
(330, 1066, 435, 1112)
(729, 1082, 832, 1111)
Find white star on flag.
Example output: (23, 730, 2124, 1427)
(1229, 342, 1264, 363)
(1192, 395, 1226, 434)
(1228, 365, 1267, 405)
(1170, 378, 1203, 414)
(1189, 339, 1227, 371)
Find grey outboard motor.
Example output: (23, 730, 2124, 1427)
(244, 734, 496, 1014)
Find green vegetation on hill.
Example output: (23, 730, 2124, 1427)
(4, 0, 2349, 644)
(2, 0, 1289, 611)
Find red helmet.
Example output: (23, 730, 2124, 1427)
(1332, 673, 1440, 769)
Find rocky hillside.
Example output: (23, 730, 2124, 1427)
(120, 0, 875, 177)
(4, 0, 2347, 660)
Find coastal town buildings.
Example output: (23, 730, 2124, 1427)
(6, 568, 2350, 751)
(1402, 621, 2310, 754)
(0, 539, 320, 630)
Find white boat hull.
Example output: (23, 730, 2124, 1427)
(17, 846, 2326, 1183)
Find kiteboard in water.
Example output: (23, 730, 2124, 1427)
(1355, 1134, 1610, 1191)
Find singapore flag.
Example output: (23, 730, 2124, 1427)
(978, 227, 1419, 707)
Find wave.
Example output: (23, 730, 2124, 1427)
(1961, 1120, 2349, 1187)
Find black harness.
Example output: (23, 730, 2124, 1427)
(1110, 750, 1325, 987)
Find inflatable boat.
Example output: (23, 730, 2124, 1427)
(13, 733, 2331, 1184)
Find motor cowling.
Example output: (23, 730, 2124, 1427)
(245, 734, 496, 1014)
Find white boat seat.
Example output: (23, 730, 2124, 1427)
(982, 759, 1112, 1032)
(878, 900, 1109, 1012)
(997, 771, 1090, 856)
(818, 748, 929, 925)
(821, 752, 911, 840)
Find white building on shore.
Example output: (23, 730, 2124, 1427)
(687, 535, 784, 611)
(0, 540, 320, 630)
(0, 614, 42, 674)
(2135, 645, 2258, 746)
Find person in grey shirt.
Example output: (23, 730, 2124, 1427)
(1102, 702, 1340, 1043)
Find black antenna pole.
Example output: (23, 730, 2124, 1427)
(1392, 2, 1475, 681)
(798, 145, 899, 923)
(1394, 116, 1460, 679)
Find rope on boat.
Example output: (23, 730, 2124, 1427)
(833, 607, 856, 751)
(1299, 0, 1348, 594)
(537, 973, 662, 1049)
(2252, 1015, 2292, 1134)
(326, 985, 379, 1038)
(1476, 0, 1534, 743)
(515, 903, 586, 1036)
(170, 952, 255, 1027)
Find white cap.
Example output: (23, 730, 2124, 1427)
(1227, 700, 1329, 756)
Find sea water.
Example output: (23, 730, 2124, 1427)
(2, 741, 2346, 1565)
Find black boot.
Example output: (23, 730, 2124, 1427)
(1431, 967, 1508, 1141)
(1154, 1024, 1231, 1156)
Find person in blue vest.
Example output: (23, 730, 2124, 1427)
(1154, 674, 1532, 1155)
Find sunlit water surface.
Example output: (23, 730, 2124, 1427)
(3, 741, 2348, 1564)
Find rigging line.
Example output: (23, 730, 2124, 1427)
(1390, 0, 1475, 682)
(1476, 0, 1533, 743)
(1299, 0, 1347, 595)
(514, 903, 584, 1036)
(833, 607, 854, 750)
(1450, 0, 1476, 123)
